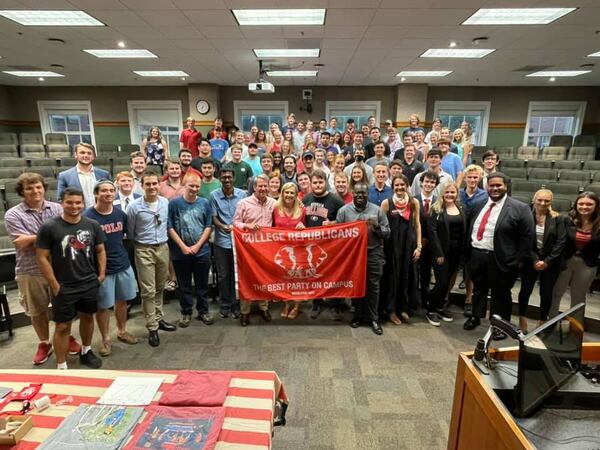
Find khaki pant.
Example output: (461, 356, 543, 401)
(135, 243, 169, 331)
(550, 256, 597, 318)
(240, 300, 269, 314)
(16, 274, 53, 317)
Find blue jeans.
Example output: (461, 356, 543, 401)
(173, 258, 210, 316)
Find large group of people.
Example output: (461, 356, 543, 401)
(5, 114, 600, 369)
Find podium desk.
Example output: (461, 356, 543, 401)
(447, 343, 600, 450)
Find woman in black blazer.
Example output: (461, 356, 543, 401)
(426, 182, 466, 326)
(517, 189, 566, 332)
(551, 191, 600, 317)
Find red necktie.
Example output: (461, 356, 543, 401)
(423, 199, 430, 216)
(476, 203, 496, 241)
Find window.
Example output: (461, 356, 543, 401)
(233, 101, 288, 132)
(38, 101, 95, 148)
(127, 100, 183, 157)
(524, 101, 586, 148)
(433, 101, 491, 145)
(325, 101, 381, 130)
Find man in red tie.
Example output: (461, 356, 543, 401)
(463, 172, 534, 338)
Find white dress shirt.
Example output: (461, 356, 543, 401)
(77, 165, 96, 209)
(471, 194, 507, 251)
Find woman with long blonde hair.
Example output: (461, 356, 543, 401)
(273, 182, 306, 319)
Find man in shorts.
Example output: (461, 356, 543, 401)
(84, 180, 139, 357)
(36, 188, 107, 369)
(5, 172, 81, 365)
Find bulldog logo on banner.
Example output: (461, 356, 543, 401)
(232, 221, 367, 301)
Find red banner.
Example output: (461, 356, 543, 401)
(232, 221, 367, 301)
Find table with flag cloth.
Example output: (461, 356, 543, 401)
(0, 369, 288, 450)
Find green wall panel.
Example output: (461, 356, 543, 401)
(486, 128, 524, 148)
(94, 126, 131, 146)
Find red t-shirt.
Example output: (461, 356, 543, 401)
(179, 128, 201, 157)
(339, 191, 353, 204)
(208, 128, 228, 140)
(273, 207, 306, 229)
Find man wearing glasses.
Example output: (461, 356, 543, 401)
(126, 172, 177, 347)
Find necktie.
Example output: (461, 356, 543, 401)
(125, 197, 130, 210)
(476, 203, 496, 241)
(423, 199, 430, 216)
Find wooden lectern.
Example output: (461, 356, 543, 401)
(447, 343, 600, 450)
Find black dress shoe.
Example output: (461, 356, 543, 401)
(232, 311, 241, 319)
(350, 318, 361, 328)
(492, 329, 507, 341)
(148, 330, 160, 347)
(259, 310, 272, 322)
(371, 321, 383, 335)
(158, 320, 177, 331)
(240, 314, 250, 327)
(463, 317, 481, 330)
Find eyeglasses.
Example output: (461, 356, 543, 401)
(154, 214, 162, 227)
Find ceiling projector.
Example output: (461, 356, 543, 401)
(248, 82, 275, 94)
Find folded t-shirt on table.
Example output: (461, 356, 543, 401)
(159, 371, 232, 407)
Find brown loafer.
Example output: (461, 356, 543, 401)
(117, 332, 139, 345)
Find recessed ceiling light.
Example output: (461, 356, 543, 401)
(117, 41, 125, 48)
(38, 77, 44, 81)
(400, 77, 406, 82)
(267, 70, 318, 77)
(462, 8, 576, 25)
(0, 10, 104, 26)
(549, 77, 556, 82)
(449, 41, 457, 48)
(396, 71, 452, 77)
(254, 49, 320, 58)
(133, 71, 189, 77)
(588, 51, 600, 57)
(420, 48, 495, 58)
(526, 70, 591, 77)
(84, 49, 157, 58)
(233, 9, 325, 26)
(3, 71, 64, 77)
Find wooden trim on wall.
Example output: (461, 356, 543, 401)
(0, 120, 39, 126)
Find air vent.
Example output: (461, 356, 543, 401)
(513, 65, 552, 72)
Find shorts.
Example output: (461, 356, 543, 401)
(16, 274, 53, 317)
(97, 266, 138, 309)
(52, 281, 100, 324)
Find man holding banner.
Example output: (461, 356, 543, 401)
(233, 174, 276, 326)
(337, 182, 390, 335)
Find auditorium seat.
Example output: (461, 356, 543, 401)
(554, 160, 582, 171)
(499, 159, 525, 169)
(0, 168, 22, 180)
(0, 158, 27, 168)
(19, 133, 43, 145)
(0, 144, 19, 158)
(559, 170, 592, 188)
(573, 135, 597, 147)
(517, 146, 540, 160)
(4, 193, 20, 209)
(47, 144, 71, 158)
(502, 167, 527, 180)
(31, 167, 55, 178)
(46, 190, 57, 201)
(568, 146, 596, 161)
(511, 180, 542, 197)
(495, 146, 514, 160)
(0, 221, 13, 250)
(112, 156, 131, 165)
(551, 197, 573, 213)
(120, 144, 140, 153)
(45, 133, 67, 145)
(0, 180, 17, 192)
(549, 135, 573, 148)
(584, 161, 600, 171)
(528, 168, 558, 183)
(112, 165, 130, 177)
(546, 182, 580, 197)
(45, 178, 57, 190)
(0, 133, 18, 145)
(526, 160, 553, 169)
(511, 194, 532, 205)
(94, 156, 112, 167)
(29, 158, 57, 167)
(99, 144, 119, 155)
(57, 157, 76, 167)
(20, 144, 46, 158)
(470, 146, 488, 163)
(587, 184, 600, 197)
(541, 146, 567, 161)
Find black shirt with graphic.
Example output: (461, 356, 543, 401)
(37, 216, 106, 288)
(302, 193, 345, 227)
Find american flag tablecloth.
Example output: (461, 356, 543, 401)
(0, 369, 288, 450)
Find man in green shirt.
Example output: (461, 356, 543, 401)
(224, 145, 253, 190)
(199, 159, 222, 200)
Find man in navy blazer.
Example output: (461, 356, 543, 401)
(464, 172, 534, 336)
(57, 143, 110, 208)
(113, 171, 142, 213)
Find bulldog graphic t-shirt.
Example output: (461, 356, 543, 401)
(37, 216, 106, 288)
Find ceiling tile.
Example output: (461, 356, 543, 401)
(173, 0, 226, 8)
(326, 9, 375, 26)
(90, 11, 149, 27)
(171, 39, 214, 50)
(323, 26, 366, 39)
(68, 0, 129, 9)
(185, 10, 237, 26)
(200, 26, 244, 39)
(137, 11, 192, 27)
(161, 26, 204, 39)
(322, 38, 360, 49)
(121, 0, 177, 9)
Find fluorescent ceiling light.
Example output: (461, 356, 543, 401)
(396, 71, 452, 77)
(0, 10, 104, 26)
(526, 70, 591, 77)
(267, 70, 318, 77)
(84, 49, 157, 58)
(588, 51, 600, 57)
(3, 71, 64, 77)
(254, 49, 320, 58)
(134, 71, 189, 77)
(233, 9, 325, 26)
(462, 8, 576, 25)
(420, 48, 494, 58)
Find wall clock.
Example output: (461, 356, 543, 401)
(196, 100, 210, 115)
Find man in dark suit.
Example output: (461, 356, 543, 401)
(414, 171, 439, 309)
(57, 143, 110, 208)
(463, 172, 535, 337)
